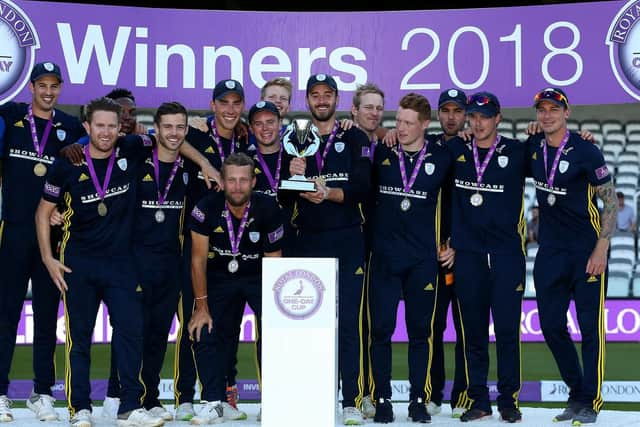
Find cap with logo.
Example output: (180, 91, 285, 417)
(466, 91, 501, 117)
(533, 87, 569, 109)
(30, 62, 63, 83)
(248, 101, 280, 123)
(306, 73, 338, 95)
(213, 79, 244, 101)
(438, 88, 467, 109)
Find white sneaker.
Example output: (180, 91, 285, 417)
(175, 402, 195, 421)
(102, 396, 120, 419)
(26, 392, 59, 421)
(190, 401, 223, 425)
(452, 407, 466, 418)
(221, 401, 247, 420)
(70, 409, 93, 427)
(117, 408, 164, 427)
(361, 395, 376, 419)
(0, 395, 13, 422)
(148, 406, 173, 421)
(342, 406, 364, 425)
(426, 401, 442, 416)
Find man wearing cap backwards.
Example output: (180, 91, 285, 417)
(283, 73, 371, 425)
(447, 92, 527, 423)
(0, 61, 85, 422)
(528, 88, 616, 426)
(173, 79, 247, 422)
(427, 88, 470, 419)
(187, 152, 283, 424)
(368, 93, 452, 424)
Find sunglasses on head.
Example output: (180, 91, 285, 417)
(468, 94, 494, 106)
(534, 89, 568, 106)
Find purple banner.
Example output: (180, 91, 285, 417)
(15, 299, 640, 345)
(2, 0, 639, 109)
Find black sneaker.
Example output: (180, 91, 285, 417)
(571, 408, 597, 426)
(408, 399, 431, 423)
(553, 406, 578, 422)
(460, 408, 492, 422)
(499, 408, 522, 423)
(373, 398, 394, 423)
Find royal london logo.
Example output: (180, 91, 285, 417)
(607, 0, 640, 100)
(0, 0, 40, 104)
(273, 269, 325, 320)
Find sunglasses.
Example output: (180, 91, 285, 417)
(534, 89, 568, 106)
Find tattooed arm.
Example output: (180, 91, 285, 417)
(586, 181, 617, 275)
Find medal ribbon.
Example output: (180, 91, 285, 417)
(256, 146, 282, 193)
(84, 144, 116, 202)
(542, 130, 570, 188)
(399, 141, 428, 193)
(225, 201, 251, 256)
(152, 147, 182, 207)
(472, 135, 500, 186)
(369, 138, 376, 162)
(27, 104, 54, 158)
(315, 121, 340, 173)
(209, 118, 236, 162)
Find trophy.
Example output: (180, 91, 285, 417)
(279, 118, 322, 192)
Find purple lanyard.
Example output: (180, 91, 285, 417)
(84, 144, 116, 201)
(315, 121, 340, 173)
(472, 135, 500, 185)
(27, 105, 54, 157)
(398, 141, 428, 193)
(542, 130, 570, 187)
(152, 147, 181, 206)
(369, 137, 376, 162)
(210, 118, 235, 162)
(256, 146, 282, 193)
(225, 201, 251, 256)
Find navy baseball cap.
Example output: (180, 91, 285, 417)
(306, 73, 338, 95)
(30, 62, 63, 83)
(534, 87, 569, 109)
(438, 88, 467, 109)
(248, 101, 280, 123)
(212, 79, 244, 101)
(466, 91, 500, 117)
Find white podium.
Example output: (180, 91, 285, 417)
(261, 258, 339, 426)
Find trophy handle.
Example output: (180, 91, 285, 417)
(282, 125, 301, 157)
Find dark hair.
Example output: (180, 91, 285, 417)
(105, 88, 135, 102)
(399, 93, 431, 122)
(154, 101, 188, 125)
(221, 152, 255, 179)
(84, 97, 122, 123)
(617, 192, 625, 199)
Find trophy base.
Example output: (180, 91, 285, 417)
(279, 179, 317, 192)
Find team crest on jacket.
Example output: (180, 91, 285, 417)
(56, 129, 66, 141)
(117, 158, 128, 171)
(498, 155, 509, 168)
(425, 163, 435, 175)
(249, 231, 260, 243)
(559, 160, 569, 173)
(334, 142, 345, 153)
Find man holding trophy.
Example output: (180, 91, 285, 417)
(281, 74, 372, 426)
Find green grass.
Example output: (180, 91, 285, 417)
(9, 342, 640, 411)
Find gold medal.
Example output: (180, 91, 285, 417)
(97, 202, 108, 216)
(33, 162, 47, 177)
